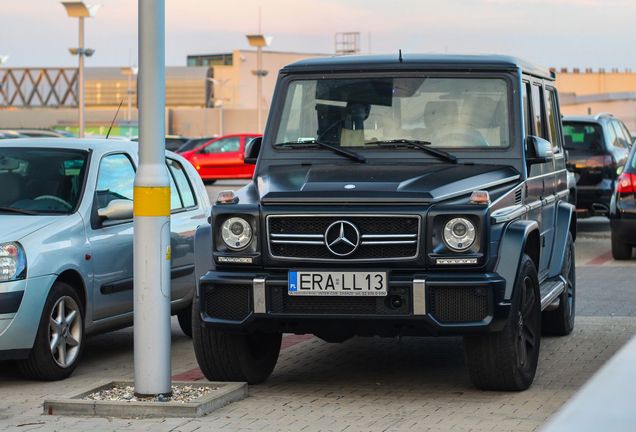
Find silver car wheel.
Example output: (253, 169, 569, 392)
(48, 295, 82, 368)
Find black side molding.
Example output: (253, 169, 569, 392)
(100, 265, 195, 295)
(100, 278, 133, 295)
(0, 291, 24, 314)
(171, 265, 195, 279)
(0, 348, 30, 360)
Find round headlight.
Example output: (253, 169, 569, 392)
(443, 218, 476, 252)
(221, 217, 252, 250)
(0, 242, 27, 282)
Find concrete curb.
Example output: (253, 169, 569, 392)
(578, 232, 611, 239)
(43, 380, 247, 418)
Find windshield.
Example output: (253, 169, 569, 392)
(0, 147, 88, 214)
(274, 76, 511, 150)
(562, 122, 604, 153)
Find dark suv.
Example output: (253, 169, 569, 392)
(192, 55, 577, 391)
(562, 114, 632, 216)
(609, 143, 636, 259)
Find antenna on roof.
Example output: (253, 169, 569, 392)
(106, 99, 124, 139)
(398, 49, 403, 63)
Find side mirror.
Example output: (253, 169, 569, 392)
(97, 199, 134, 221)
(244, 137, 262, 165)
(526, 135, 554, 165)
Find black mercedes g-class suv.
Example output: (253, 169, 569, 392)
(192, 55, 576, 391)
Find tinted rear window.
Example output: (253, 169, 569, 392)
(563, 122, 604, 153)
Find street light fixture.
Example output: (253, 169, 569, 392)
(121, 66, 139, 125)
(61, 1, 101, 138)
(246, 34, 272, 133)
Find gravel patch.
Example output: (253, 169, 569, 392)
(84, 384, 220, 403)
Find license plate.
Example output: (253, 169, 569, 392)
(288, 271, 387, 296)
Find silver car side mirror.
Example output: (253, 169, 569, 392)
(98, 199, 134, 221)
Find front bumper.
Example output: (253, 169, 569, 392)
(198, 270, 509, 337)
(0, 275, 56, 359)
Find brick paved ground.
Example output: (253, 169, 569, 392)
(0, 232, 634, 431)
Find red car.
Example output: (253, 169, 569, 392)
(181, 133, 261, 183)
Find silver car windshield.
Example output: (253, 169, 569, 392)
(274, 77, 511, 149)
(0, 148, 88, 214)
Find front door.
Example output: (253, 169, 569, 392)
(196, 136, 243, 179)
(87, 153, 136, 320)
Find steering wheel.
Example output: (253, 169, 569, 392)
(34, 195, 73, 210)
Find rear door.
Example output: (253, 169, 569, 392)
(166, 157, 207, 302)
(545, 87, 568, 199)
(525, 81, 556, 279)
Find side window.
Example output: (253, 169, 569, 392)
(95, 153, 135, 210)
(606, 121, 620, 150)
(531, 84, 546, 139)
(522, 82, 532, 136)
(201, 137, 241, 154)
(168, 169, 182, 211)
(167, 158, 196, 210)
(619, 121, 634, 146)
(545, 88, 563, 153)
(611, 120, 629, 149)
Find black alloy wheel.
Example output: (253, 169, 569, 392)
(464, 254, 541, 391)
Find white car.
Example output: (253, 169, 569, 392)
(0, 139, 210, 380)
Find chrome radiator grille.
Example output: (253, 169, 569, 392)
(267, 215, 420, 261)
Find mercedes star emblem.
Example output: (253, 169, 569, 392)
(324, 220, 360, 256)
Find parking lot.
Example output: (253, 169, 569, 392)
(0, 181, 634, 432)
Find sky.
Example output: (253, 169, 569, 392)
(2, 0, 635, 69)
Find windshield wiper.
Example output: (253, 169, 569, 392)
(366, 139, 457, 164)
(277, 140, 366, 163)
(0, 206, 39, 215)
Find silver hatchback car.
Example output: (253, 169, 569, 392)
(0, 139, 210, 380)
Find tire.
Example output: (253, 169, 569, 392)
(463, 255, 541, 391)
(611, 232, 632, 260)
(18, 281, 84, 381)
(192, 292, 281, 384)
(543, 232, 576, 335)
(177, 305, 193, 338)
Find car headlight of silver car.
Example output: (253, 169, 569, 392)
(0, 242, 27, 282)
(443, 217, 477, 252)
(221, 217, 253, 250)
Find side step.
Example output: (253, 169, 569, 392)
(539, 277, 566, 311)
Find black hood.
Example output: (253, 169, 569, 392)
(256, 163, 520, 204)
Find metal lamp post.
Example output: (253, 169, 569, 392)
(246, 34, 272, 133)
(0, 57, 7, 99)
(61, 1, 100, 138)
(121, 66, 138, 124)
(207, 77, 230, 136)
(133, 0, 171, 398)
